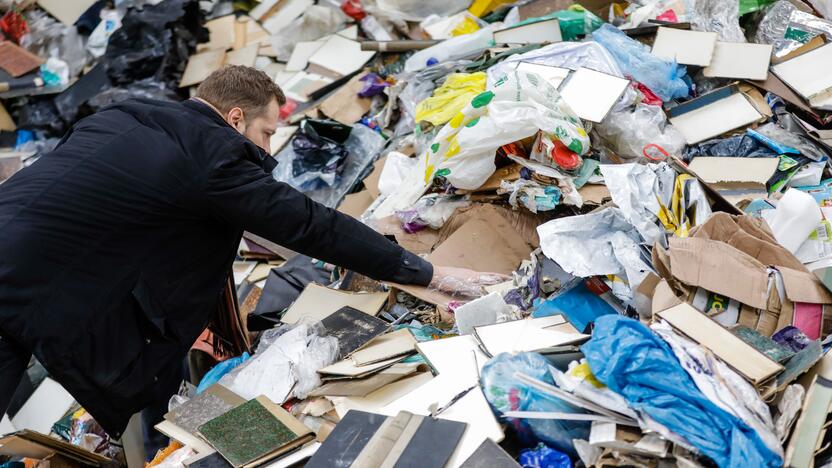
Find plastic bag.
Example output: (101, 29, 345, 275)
(196, 352, 250, 394)
(378, 151, 420, 197)
(582, 315, 783, 468)
(498, 179, 561, 213)
(415, 72, 487, 126)
(422, 69, 590, 190)
(594, 104, 686, 160)
(404, 26, 496, 73)
(21, 10, 89, 79)
(274, 123, 386, 207)
(684, 134, 778, 160)
(266, 5, 347, 60)
(486, 41, 625, 86)
(220, 321, 339, 402)
(481, 352, 590, 456)
(519, 443, 573, 468)
(292, 119, 352, 188)
(591, 23, 690, 102)
(373, 0, 470, 22)
(689, 0, 745, 42)
(532, 281, 618, 332)
(87, 8, 123, 58)
(396, 193, 470, 231)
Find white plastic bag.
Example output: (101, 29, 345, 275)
(422, 69, 590, 190)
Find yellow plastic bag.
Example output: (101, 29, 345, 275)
(415, 72, 487, 126)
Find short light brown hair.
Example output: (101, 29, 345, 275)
(195, 65, 286, 118)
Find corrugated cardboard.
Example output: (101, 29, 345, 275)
(657, 303, 784, 385)
(390, 207, 533, 306)
(687, 157, 778, 191)
(337, 190, 374, 218)
(363, 156, 385, 199)
(0, 430, 111, 466)
(319, 73, 373, 125)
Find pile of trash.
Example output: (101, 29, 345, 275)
(3, 0, 832, 466)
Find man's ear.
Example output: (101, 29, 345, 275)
(226, 107, 245, 129)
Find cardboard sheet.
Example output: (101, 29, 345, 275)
(262, 0, 313, 34)
(337, 190, 374, 218)
(307, 35, 375, 78)
(668, 92, 762, 144)
(687, 157, 778, 191)
(494, 18, 562, 45)
(0, 102, 14, 131)
(37, 0, 97, 26)
(703, 42, 773, 81)
(318, 355, 405, 377)
(285, 41, 326, 72)
(200, 15, 236, 52)
(651, 27, 717, 66)
(559, 67, 629, 123)
(224, 44, 259, 67)
(771, 43, 832, 110)
(281, 283, 388, 325)
(473, 316, 588, 356)
(180, 50, 227, 88)
(350, 328, 417, 366)
(657, 303, 783, 385)
(319, 73, 373, 125)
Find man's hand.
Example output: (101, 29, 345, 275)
(429, 266, 511, 298)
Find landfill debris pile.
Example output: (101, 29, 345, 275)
(2, 0, 832, 466)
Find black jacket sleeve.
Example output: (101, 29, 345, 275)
(202, 146, 433, 286)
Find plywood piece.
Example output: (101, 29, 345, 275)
(225, 44, 259, 67)
(668, 92, 761, 144)
(285, 41, 326, 72)
(703, 42, 772, 81)
(337, 190, 374, 218)
(350, 329, 418, 366)
(0, 102, 15, 132)
(281, 283, 388, 325)
(651, 27, 717, 66)
(307, 35, 375, 78)
(657, 303, 784, 385)
(560, 67, 629, 123)
(200, 15, 235, 52)
(11, 379, 74, 435)
(687, 157, 778, 190)
(37, 0, 96, 26)
(494, 18, 562, 45)
(180, 50, 227, 88)
(771, 43, 832, 109)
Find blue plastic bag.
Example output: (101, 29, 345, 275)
(519, 443, 572, 468)
(592, 24, 690, 102)
(196, 352, 250, 394)
(582, 315, 782, 468)
(481, 352, 589, 457)
(532, 281, 617, 332)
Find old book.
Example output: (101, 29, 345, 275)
(321, 306, 390, 359)
(350, 328, 417, 366)
(309, 363, 425, 397)
(459, 439, 520, 468)
(281, 283, 387, 325)
(198, 396, 313, 468)
(305, 410, 386, 468)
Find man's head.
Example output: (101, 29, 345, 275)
(195, 65, 286, 153)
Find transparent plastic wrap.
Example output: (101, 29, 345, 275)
(397, 194, 470, 231)
(21, 10, 89, 79)
(267, 6, 348, 61)
(378, 151, 420, 197)
(481, 352, 591, 457)
(273, 123, 386, 208)
(404, 26, 496, 73)
(428, 268, 510, 299)
(689, 0, 745, 42)
(220, 321, 339, 403)
(373, 0, 471, 22)
(594, 104, 686, 161)
(486, 41, 624, 84)
(591, 23, 690, 102)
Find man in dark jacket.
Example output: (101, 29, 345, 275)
(0, 66, 472, 439)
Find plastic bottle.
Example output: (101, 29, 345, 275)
(404, 26, 496, 73)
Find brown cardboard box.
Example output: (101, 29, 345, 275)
(0, 430, 112, 466)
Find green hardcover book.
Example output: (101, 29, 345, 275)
(198, 396, 314, 468)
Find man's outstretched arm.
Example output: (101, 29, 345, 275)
(202, 150, 433, 286)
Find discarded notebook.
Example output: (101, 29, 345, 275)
(306, 410, 466, 468)
(667, 86, 762, 144)
(650, 27, 717, 66)
(703, 42, 773, 81)
(459, 439, 521, 468)
(494, 18, 562, 45)
(321, 306, 390, 359)
(198, 396, 314, 468)
(771, 43, 832, 110)
(473, 315, 588, 357)
(310, 363, 426, 397)
(559, 67, 629, 123)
